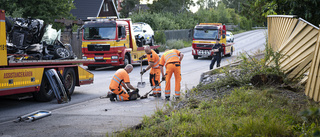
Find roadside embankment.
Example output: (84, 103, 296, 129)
(114, 51, 320, 136)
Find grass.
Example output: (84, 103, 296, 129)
(114, 86, 319, 137)
(112, 36, 320, 136)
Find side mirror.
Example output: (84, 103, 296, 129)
(143, 30, 146, 33)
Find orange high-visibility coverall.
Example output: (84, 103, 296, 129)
(159, 49, 181, 98)
(147, 49, 161, 95)
(109, 69, 130, 101)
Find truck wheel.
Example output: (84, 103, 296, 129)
(124, 55, 130, 66)
(229, 49, 233, 57)
(193, 55, 198, 59)
(33, 73, 54, 102)
(88, 66, 96, 70)
(63, 68, 76, 95)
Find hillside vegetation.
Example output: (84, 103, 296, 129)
(114, 45, 320, 137)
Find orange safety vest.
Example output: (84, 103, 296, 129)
(159, 49, 181, 67)
(109, 69, 130, 90)
(147, 49, 160, 69)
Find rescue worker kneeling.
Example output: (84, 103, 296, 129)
(108, 64, 140, 101)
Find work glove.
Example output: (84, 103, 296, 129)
(134, 88, 139, 93)
(139, 55, 146, 60)
(140, 69, 146, 75)
(126, 88, 130, 93)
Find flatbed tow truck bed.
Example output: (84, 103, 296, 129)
(7, 59, 95, 66)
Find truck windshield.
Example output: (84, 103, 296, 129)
(83, 27, 116, 40)
(193, 29, 219, 40)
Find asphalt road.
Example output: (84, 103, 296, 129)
(0, 29, 267, 137)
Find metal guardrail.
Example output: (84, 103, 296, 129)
(252, 27, 267, 29)
(267, 15, 318, 80)
(267, 15, 320, 102)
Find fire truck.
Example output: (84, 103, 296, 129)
(192, 23, 234, 59)
(0, 10, 94, 102)
(79, 17, 160, 70)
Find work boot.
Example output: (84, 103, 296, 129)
(106, 91, 113, 98)
(109, 93, 116, 102)
(165, 96, 170, 101)
(155, 93, 161, 97)
(175, 97, 180, 100)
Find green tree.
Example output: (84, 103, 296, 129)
(221, 0, 246, 13)
(216, 2, 231, 23)
(119, 0, 139, 17)
(196, 0, 217, 10)
(268, 0, 320, 26)
(147, 0, 195, 14)
(0, 0, 75, 23)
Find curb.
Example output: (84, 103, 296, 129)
(199, 52, 265, 84)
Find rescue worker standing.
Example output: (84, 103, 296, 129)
(159, 49, 184, 100)
(139, 46, 163, 97)
(108, 64, 139, 101)
(210, 38, 223, 70)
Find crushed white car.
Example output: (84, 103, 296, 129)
(133, 22, 154, 47)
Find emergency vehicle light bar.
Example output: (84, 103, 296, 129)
(199, 23, 222, 26)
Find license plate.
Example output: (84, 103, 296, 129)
(198, 50, 211, 55)
(95, 56, 103, 59)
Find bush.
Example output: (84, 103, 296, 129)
(154, 30, 166, 44)
(157, 39, 185, 52)
(165, 39, 184, 49)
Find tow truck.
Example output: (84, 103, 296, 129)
(192, 23, 234, 59)
(79, 17, 160, 70)
(0, 9, 94, 102)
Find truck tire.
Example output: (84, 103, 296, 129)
(193, 55, 198, 59)
(63, 68, 76, 95)
(33, 73, 54, 102)
(124, 54, 130, 66)
(226, 48, 233, 57)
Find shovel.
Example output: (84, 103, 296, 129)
(137, 60, 146, 88)
(140, 80, 164, 99)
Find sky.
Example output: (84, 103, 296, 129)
(140, 0, 200, 13)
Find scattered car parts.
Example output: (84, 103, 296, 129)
(14, 110, 52, 123)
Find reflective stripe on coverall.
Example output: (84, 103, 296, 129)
(147, 49, 161, 94)
(159, 49, 181, 97)
(109, 69, 130, 101)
